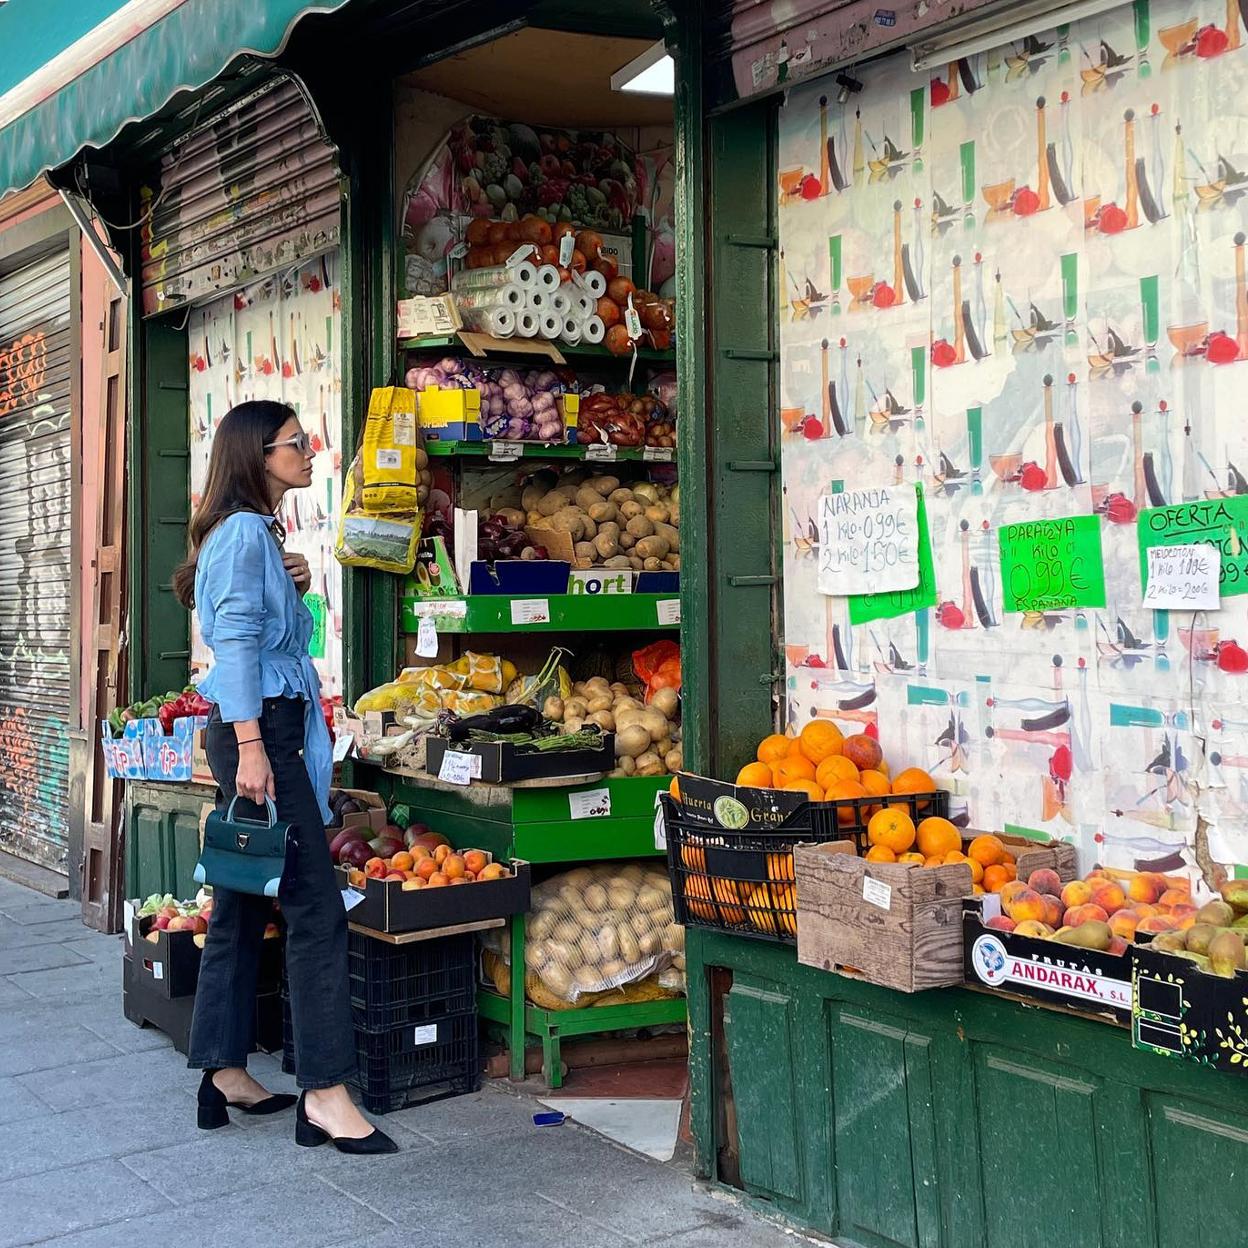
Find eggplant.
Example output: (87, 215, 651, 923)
(447, 704, 543, 741)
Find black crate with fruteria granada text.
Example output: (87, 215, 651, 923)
(661, 776, 948, 946)
(350, 1010, 481, 1115)
(347, 928, 478, 1029)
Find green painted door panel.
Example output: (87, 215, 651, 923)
(1148, 1093, 1248, 1248)
(830, 1007, 939, 1248)
(974, 1052, 1103, 1248)
(723, 981, 803, 1202)
(125, 783, 213, 902)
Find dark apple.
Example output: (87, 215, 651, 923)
(342, 840, 373, 869)
(368, 835, 404, 859)
(329, 827, 368, 862)
(412, 831, 451, 854)
(403, 822, 432, 848)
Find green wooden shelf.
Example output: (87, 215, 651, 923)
(400, 333, 675, 367)
(423, 439, 673, 463)
(400, 592, 679, 635)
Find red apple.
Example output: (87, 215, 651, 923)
(342, 840, 373, 869)
(403, 823, 433, 848)
(329, 827, 367, 862)
(412, 831, 451, 854)
(166, 915, 194, 932)
(189, 916, 208, 935)
(153, 914, 172, 931)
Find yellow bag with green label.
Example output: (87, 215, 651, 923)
(361, 386, 418, 513)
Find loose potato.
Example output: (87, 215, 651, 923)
(574, 541, 596, 566)
(625, 515, 655, 539)
(576, 486, 603, 510)
(594, 533, 620, 559)
(654, 522, 680, 552)
(634, 535, 670, 560)
(609, 488, 635, 506)
(588, 710, 615, 732)
(651, 687, 679, 718)
(537, 489, 572, 516)
(588, 501, 618, 523)
(644, 504, 670, 525)
(619, 500, 645, 520)
(643, 557, 663, 571)
(618, 532, 635, 550)
(665, 746, 683, 771)
(494, 507, 525, 527)
(628, 555, 643, 570)
(632, 482, 659, 503)
(602, 555, 631, 570)
(635, 750, 664, 776)
(543, 696, 564, 722)
(589, 475, 619, 496)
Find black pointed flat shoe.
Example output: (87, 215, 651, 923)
(294, 1091, 399, 1154)
(197, 1069, 298, 1129)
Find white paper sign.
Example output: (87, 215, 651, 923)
(585, 443, 617, 461)
(510, 598, 551, 625)
(438, 750, 479, 785)
(862, 876, 892, 911)
(643, 446, 673, 462)
(817, 486, 920, 595)
(558, 233, 576, 266)
(342, 887, 366, 913)
(151, 961, 165, 980)
(657, 599, 681, 625)
(1143, 543, 1220, 610)
(414, 1024, 439, 1045)
(416, 615, 438, 658)
(332, 732, 355, 764)
(569, 786, 612, 819)
(489, 441, 523, 462)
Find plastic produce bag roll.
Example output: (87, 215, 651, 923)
(549, 288, 571, 316)
(539, 311, 562, 339)
(515, 309, 540, 338)
(575, 291, 595, 317)
(561, 317, 584, 346)
(462, 307, 515, 337)
(536, 264, 562, 292)
(583, 270, 607, 298)
(451, 262, 538, 291)
(582, 315, 605, 345)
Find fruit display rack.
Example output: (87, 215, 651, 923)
(382, 773, 684, 1087)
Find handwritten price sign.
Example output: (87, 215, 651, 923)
(817, 486, 920, 595)
(1138, 498, 1248, 599)
(998, 516, 1106, 613)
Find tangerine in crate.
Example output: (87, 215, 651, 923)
(772, 753, 816, 788)
(784, 778, 824, 800)
(916, 816, 960, 859)
(798, 720, 843, 764)
(736, 761, 774, 788)
(757, 734, 793, 766)
(865, 844, 897, 863)
(816, 755, 860, 788)
(867, 807, 916, 855)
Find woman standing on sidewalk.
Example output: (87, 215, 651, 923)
(172, 400, 396, 1154)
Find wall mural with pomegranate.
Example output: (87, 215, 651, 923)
(187, 252, 344, 698)
(778, 0, 1248, 890)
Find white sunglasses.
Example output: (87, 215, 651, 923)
(265, 431, 314, 455)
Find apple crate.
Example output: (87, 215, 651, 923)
(130, 913, 203, 999)
(796, 834, 1077, 994)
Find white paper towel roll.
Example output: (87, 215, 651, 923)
(561, 317, 584, 345)
(549, 289, 571, 315)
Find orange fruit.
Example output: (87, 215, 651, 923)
(859, 769, 891, 798)
(463, 849, 488, 875)
(746, 884, 780, 934)
(798, 720, 843, 764)
(757, 734, 794, 765)
(784, 778, 824, 800)
(816, 755, 860, 789)
(898, 852, 926, 866)
(766, 852, 795, 883)
(875, 761, 891, 780)
(923, 855, 945, 868)
(966, 857, 984, 884)
(709, 877, 748, 924)
(982, 865, 1011, 893)
(680, 842, 706, 873)
(772, 754, 816, 787)
(669, 775, 681, 801)
(825, 778, 869, 824)
(865, 844, 897, 863)
(867, 807, 916, 854)
(389, 851, 414, 872)
(891, 766, 936, 796)
(684, 875, 716, 921)
(916, 816, 961, 859)
(967, 834, 1006, 867)
(786, 736, 807, 756)
(972, 884, 985, 895)
(999, 862, 1017, 882)
(1000, 852, 1016, 867)
(842, 733, 883, 771)
(736, 761, 775, 788)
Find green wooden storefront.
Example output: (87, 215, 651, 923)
(104, 0, 1248, 1242)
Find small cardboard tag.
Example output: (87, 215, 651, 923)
(414, 1024, 439, 1045)
(489, 441, 524, 462)
(438, 750, 478, 785)
(657, 599, 681, 625)
(416, 615, 438, 658)
(507, 244, 537, 267)
(510, 598, 551, 625)
(569, 786, 611, 819)
(643, 446, 673, 462)
(342, 887, 366, 912)
(863, 876, 892, 911)
(585, 443, 617, 462)
(332, 732, 355, 764)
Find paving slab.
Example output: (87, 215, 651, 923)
(15, 1045, 201, 1113)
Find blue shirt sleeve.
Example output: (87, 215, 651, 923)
(203, 517, 268, 723)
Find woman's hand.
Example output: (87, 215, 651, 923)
(283, 551, 311, 594)
(236, 741, 275, 805)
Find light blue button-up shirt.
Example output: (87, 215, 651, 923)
(195, 510, 332, 822)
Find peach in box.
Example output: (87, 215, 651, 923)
(1089, 881, 1127, 916)
(1064, 903, 1109, 927)
(1061, 879, 1093, 909)
(1002, 888, 1047, 923)
(1027, 868, 1063, 897)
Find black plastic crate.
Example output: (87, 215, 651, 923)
(662, 789, 949, 945)
(350, 1011, 480, 1115)
(347, 929, 476, 1029)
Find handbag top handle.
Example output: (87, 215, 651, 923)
(224, 795, 280, 827)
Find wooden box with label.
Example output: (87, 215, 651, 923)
(794, 836, 1076, 993)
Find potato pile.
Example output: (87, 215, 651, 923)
(544, 676, 681, 776)
(516, 472, 680, 573)
(522, 864, 685, 1002)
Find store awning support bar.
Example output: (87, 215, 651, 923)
(57, 188, 128, 295)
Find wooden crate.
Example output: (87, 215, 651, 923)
(795, 833, 1077, 993)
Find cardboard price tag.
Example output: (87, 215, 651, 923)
(625, 303, 643, 339)
(414, 1024, 439, 1045)
(585, 443, 617, 461)
(489, 441, 523, 462)
(416, 615, 438, 657)
(862, 876, 892, 911)
(643, 446, 673, 462)
(569, 786, 612, 819)
(506, 244, 537, 267)
(438, 750, 480, 786)
(510, 598, 551, 625)
(657, 599, 681, 625)
(1143, 543, 1220, 610)
(342, 887, 366, 913)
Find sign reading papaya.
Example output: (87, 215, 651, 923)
(998, 515, 1106, 613)
(1137, 497, 1248, 600)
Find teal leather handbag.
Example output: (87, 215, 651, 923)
(194, 797, 290, 897)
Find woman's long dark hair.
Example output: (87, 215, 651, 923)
(172, 400, 294, 609)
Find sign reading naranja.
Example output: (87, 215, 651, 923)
(998, 515, 1106, 613)
(1138, 497, 1248, 600)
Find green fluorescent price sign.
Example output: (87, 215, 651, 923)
(848, 485, 937, 625)
(305, 592, 327, 659)
(1138, 497, 1248, 598)
(998, 515, 1106, 612)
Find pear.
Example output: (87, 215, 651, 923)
(1208, 930, 1247, 978)
(1231, 914, 1248, 932)
(1168, 950, 1212, 970)
(1185, 923, 1219, 956)
(1053, 920, 1112, 951)
(1218, 880, 1248, 914)
(1151, 931, 1188, 953)
(1195, 899, 1235, 928)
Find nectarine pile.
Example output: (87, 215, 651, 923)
(344, 831, 511, 892)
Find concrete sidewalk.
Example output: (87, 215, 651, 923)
(0, 876, 802, 1248)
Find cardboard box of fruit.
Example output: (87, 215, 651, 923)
(1132, 880, 1248, 1072)
(796, 830, 1075, 993)
(959, 863, 1191, 1024)
(333, 818, 531, 933)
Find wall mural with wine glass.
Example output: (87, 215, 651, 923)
(778, 0, 1248, 890)
(187, 252, 343, 698)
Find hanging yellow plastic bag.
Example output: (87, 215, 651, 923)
(335, 448, 422, 574)
(361, 386, 418, 513)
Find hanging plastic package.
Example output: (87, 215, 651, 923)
(361, 385, 419, 513)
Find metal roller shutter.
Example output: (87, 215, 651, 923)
(0, 247, 72, 872)
(139, 75, 342, 317)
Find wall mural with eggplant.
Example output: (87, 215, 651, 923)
(187, 252, 344, 698)
(778, 0, 1248, 889)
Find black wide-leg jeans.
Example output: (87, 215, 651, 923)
(187, 696, 356, 1089)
